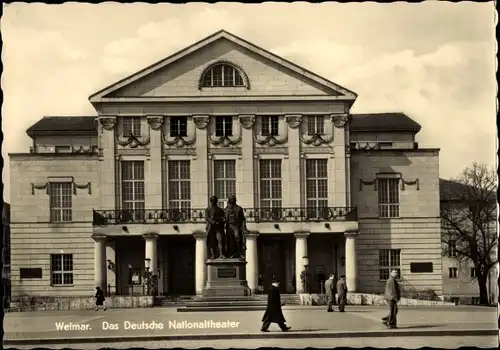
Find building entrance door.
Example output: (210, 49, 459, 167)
(259, 238, 286, 293)
(168, 237, 195, 295)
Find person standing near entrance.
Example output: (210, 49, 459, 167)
(382, 269, 401, 328)
(261, 278, 291, 332)
(336, 275, 348, 312)
(324, 274, 335, 312)
(95, 286, 106, 311)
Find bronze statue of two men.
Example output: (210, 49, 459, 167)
(205, 195, 247, 260)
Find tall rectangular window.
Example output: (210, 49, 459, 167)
(50, 183, 72, 222)
(448, 267, 458, 279)
(121, 161, 145, 221)
(307, 116, 325, 135)
(215, 116, 233, 137)
(379, 249, 401, 280)
(261, 116, 279, 136)
(305, 159, 328, 218)
(470, 267, 477, 278)
(378, 178, 400, 218)
(214, 160, 236, 208)
(259, 160, 282, 209)
(168, 160, 191, 210)
(123, 118, 141, 137)
(170, 117, 188, 137)
(50, 253, 73, 286)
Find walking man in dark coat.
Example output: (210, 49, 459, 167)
(325, 274, 335, 312)
(95, 286, 106, 311)
(261, 278, 291, 332)
(205, 196, 226, 259)
(382, 269, 401, 328)
(336, 275, 348, 312)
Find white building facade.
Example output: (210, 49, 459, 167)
(9, 30, 443, 300)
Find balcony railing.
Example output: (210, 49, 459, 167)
(93, 207, 357, 226)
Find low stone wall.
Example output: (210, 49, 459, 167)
(300, 293, 455, 307)
(9, 295, 154, 312)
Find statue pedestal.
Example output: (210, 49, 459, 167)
(203, 258, 250, 297)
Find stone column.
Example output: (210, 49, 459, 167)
(285, 115, 302, 207)
(92, 234, 107, 292)
(294, 231, 309, 294)
(239, 115, 255, 208)
(97, 116, 116, 210)
(192, 116, 210, 208)
(147, 116, 164, 209)
(106, 242, 116, 295)
(144, 233, 159, 272)
(332, 114, 348, 208)
(344, 230, 359, 292)
(245, 232, 259, 293)
(193, 230, 207, 295)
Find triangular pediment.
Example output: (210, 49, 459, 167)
(89, 30, 357, 102)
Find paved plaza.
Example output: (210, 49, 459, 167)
(4, 305, 498, 346)
(9, 336, 497, 349)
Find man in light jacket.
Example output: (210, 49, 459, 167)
(324, 274, 335, 312)
(382, 269, 401, 328)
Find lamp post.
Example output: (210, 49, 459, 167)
(302, 256, 309, 294)
(144, 258, 151, 296)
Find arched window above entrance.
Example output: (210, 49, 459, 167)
(199, 62, 249, 89)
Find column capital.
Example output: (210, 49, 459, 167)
(143, 232, 159, 241)
(285, 114, 302, 128)
(245, 231, 259, 239)
(344, 230, 359, 238)
(193, 115, 210, 129)
(98, 116, 117, 130)
(92, 233, 107, 242)
(193, 230, 207, 240)
(294, 230, 310, 238)
(239, 115, 255, 129)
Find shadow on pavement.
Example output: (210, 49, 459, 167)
(397, 324, 443, 329)
(287, 328, 329, 332)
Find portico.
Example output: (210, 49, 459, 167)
(92, 222, 359, 297)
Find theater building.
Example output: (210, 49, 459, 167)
(9, 30, 443, 300)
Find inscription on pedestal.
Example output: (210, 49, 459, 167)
(217, 268, 237, 278)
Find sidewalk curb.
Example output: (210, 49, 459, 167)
(4, 329, 498, 345)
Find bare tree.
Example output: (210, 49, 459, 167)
(440, 162, 497, 305)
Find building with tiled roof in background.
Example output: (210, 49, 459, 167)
(8, 30, 442, 306)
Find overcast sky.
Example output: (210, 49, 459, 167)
(2, 2, 496, 202)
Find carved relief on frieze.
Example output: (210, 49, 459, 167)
(300, 116, 334, 147)
(285, 115, 302, 129)
(208, 116, 242, 148)
(254, 116, 289, 147)
(147, 116, 164, 130)
(331, 113, 349, 128)
(162, 117, 196, 148)
(115, 117, 150, 149)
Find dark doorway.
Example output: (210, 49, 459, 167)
(167, 236, 195, 295)
(259, 237, 286, 293)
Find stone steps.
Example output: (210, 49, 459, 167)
(177, 305, 267, 312)
(185, 300, 268, 307)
